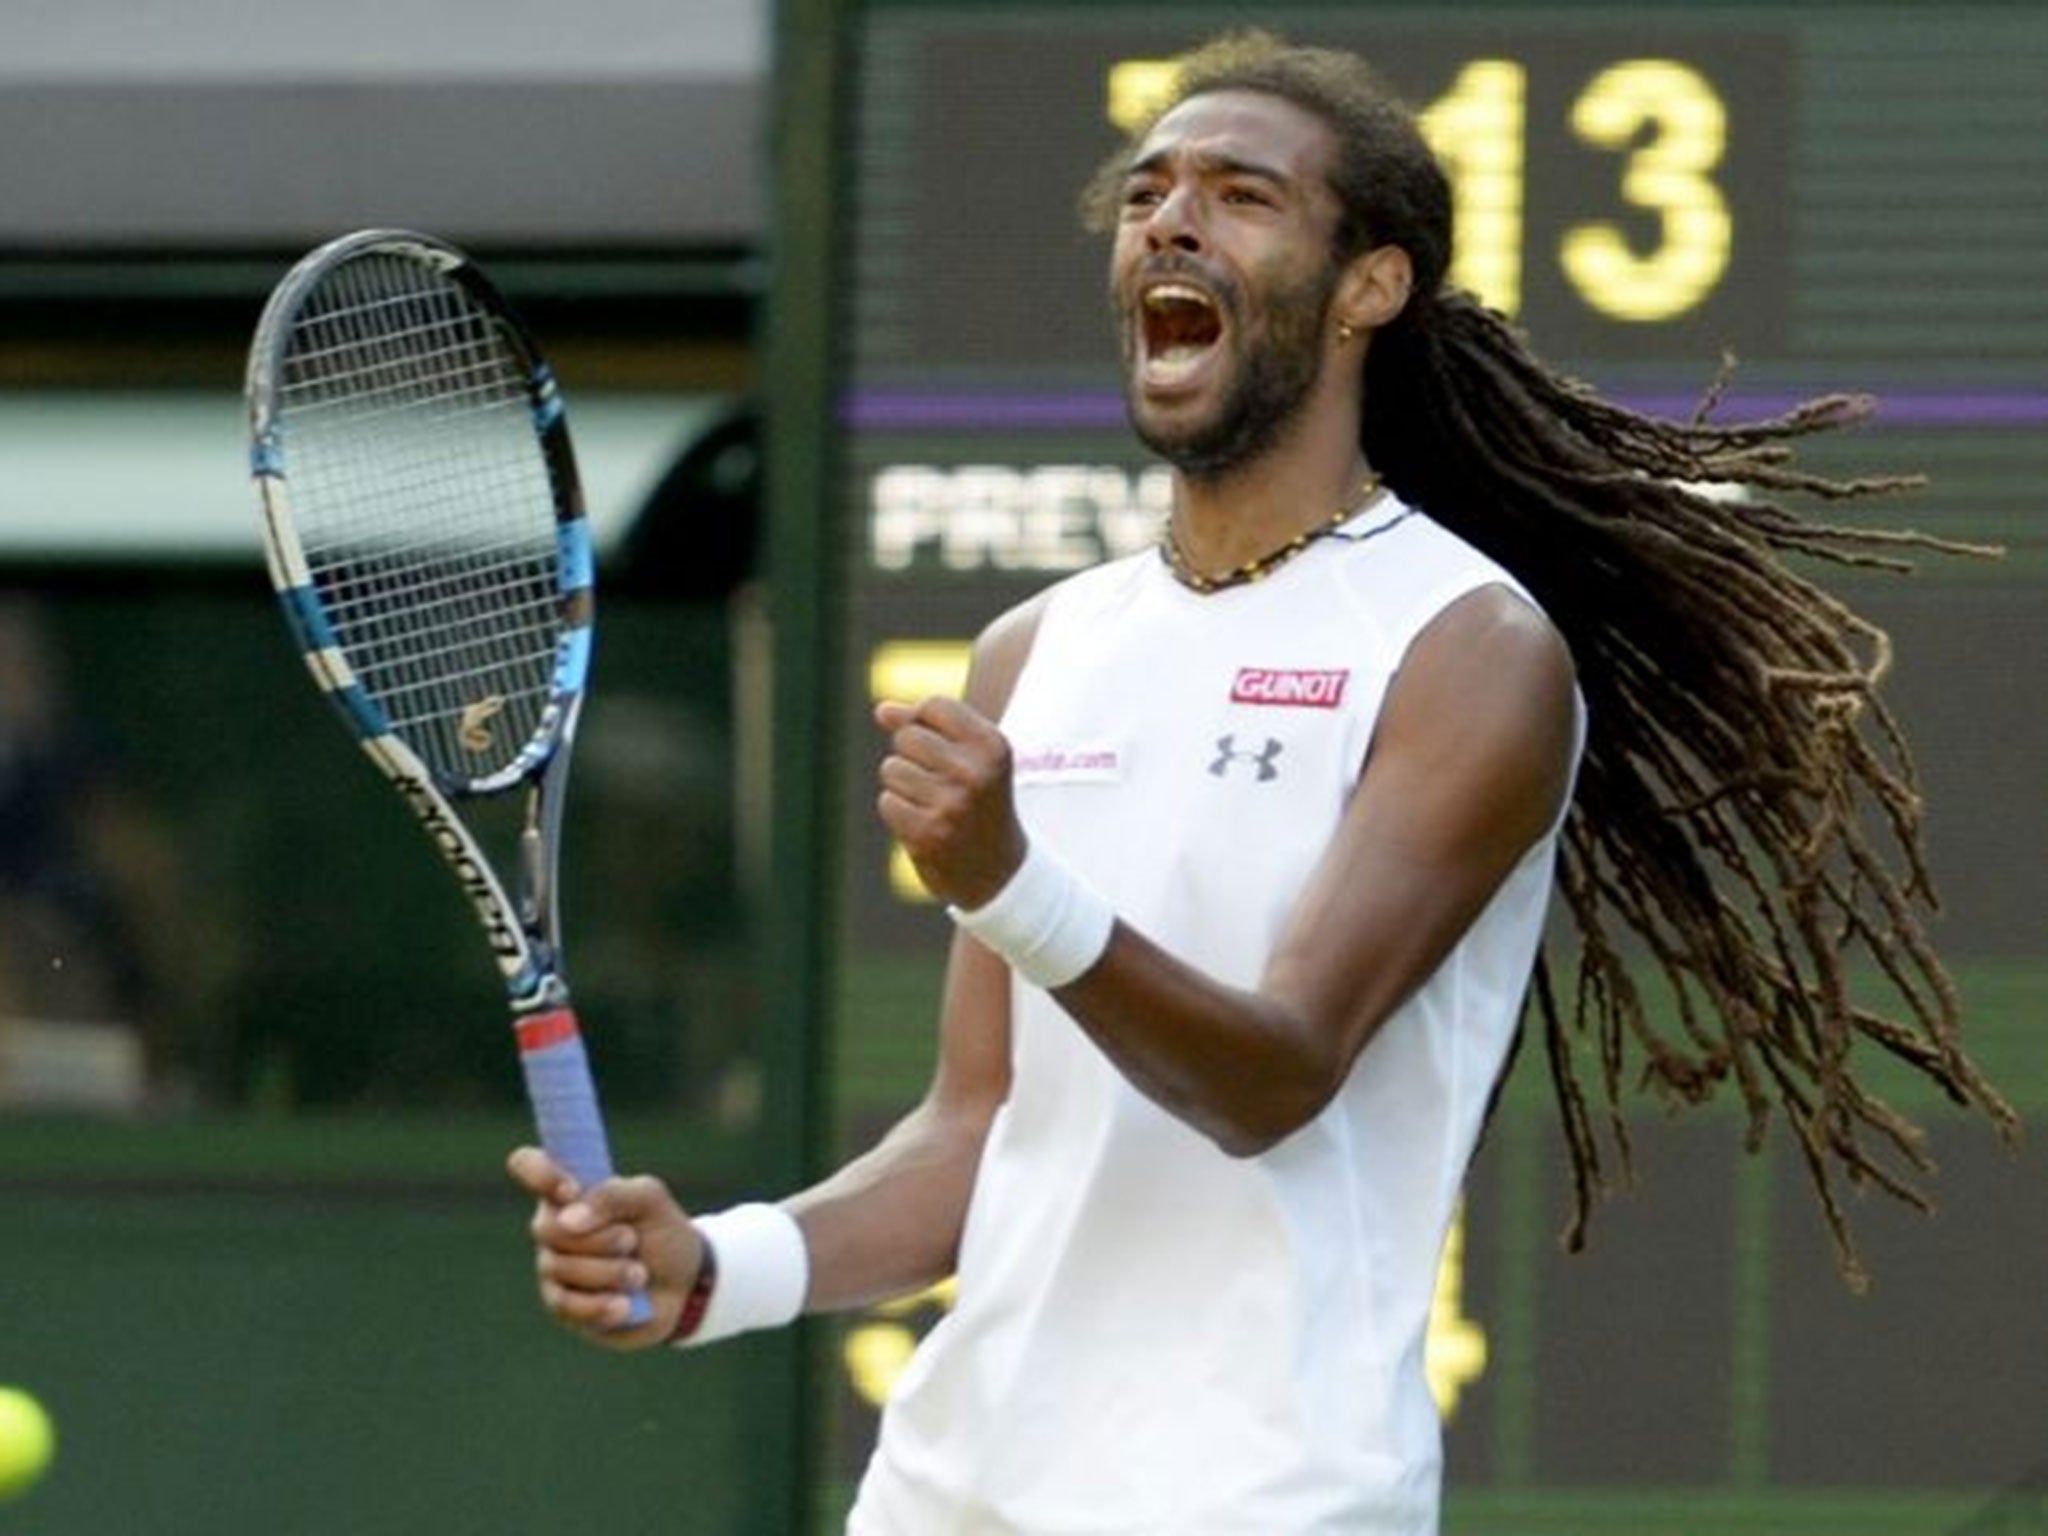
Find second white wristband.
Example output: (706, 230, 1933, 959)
(674, 1202, 809, 1350)
(948, 839, 1114, 991)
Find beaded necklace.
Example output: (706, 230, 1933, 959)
(1159, 474, 1383, 594)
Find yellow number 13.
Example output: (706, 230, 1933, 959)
(1112, 55, 1732, 325)
(1561, 59, 1731, 322)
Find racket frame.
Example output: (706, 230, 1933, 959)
(247, 228, 590, 1012)
(248, 229, 651, 1326)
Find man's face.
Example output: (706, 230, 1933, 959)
(1110, 90, 1348, 479)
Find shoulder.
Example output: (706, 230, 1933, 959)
(1411, 582, 1573, 695)
(1385, 582, 1581, 830)
(961, 589, 1053, 719)
(963, 553, 1153, 717)
(1335, 502, 1552, 655)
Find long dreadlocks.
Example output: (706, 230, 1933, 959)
(1088, 32, 2022, 1286)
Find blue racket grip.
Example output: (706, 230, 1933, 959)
(517, 1008, 655, 1329)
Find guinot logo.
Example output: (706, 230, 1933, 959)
(1230, 667, 1350, 709)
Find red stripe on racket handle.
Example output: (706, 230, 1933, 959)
(517, 1010, 582, 1053)
(516, 1006, 654, 1328)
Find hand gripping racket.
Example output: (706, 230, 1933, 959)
(247, 228, 650, 1325)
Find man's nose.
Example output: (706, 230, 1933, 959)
(1144, 187, 1203, 253)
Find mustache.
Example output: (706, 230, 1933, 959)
(1114, 253, 1242, 318)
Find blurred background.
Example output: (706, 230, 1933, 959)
(0, 1, 2042, 1533)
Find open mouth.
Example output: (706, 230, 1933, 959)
(1139, 282, 1224, 387)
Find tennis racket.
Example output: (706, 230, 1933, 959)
(246, 228, 649, 1325)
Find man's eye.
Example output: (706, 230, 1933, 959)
(1223, 185, 1275, 207)
(1122, 185, 1163, 209)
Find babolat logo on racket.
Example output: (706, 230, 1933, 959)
(460, 695, 507, 755)
(389, 772, 523, 959)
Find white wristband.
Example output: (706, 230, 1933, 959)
(673, 1202, 808, 1350)
(948, 839, 1114, 991)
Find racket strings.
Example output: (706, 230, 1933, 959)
(276, 252, 567, 781)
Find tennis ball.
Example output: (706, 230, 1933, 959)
(0, 1387, 54, 1500)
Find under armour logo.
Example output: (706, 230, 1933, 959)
(1209, 734, 1283, 782)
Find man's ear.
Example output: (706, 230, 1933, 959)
(1336, 245, 1415, 334)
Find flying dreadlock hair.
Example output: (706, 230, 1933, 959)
(1086, 31, 2021, 1287)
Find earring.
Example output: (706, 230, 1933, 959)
(1336, 321, 1357, 344)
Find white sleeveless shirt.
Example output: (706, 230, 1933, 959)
(849, 496, 1577, 1535)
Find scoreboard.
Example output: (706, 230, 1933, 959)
(765, 2, 2048, 1528)
(832, 1, 2048, 935)
(848, 25, 1794, 380)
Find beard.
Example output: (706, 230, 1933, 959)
(1121, 262, 1341, 482)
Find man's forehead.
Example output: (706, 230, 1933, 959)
(1132, 89, 1336, 177)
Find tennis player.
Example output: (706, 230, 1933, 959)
(511, 32, 2012, 1533)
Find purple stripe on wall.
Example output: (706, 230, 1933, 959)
(842, 390, 2048, 434)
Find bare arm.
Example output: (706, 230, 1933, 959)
(879, 584, 1577, 1157)
(784, 927, 1010, 1308)
(510, 593, 1047, 1340)
(792, 591, 1050, 1304)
